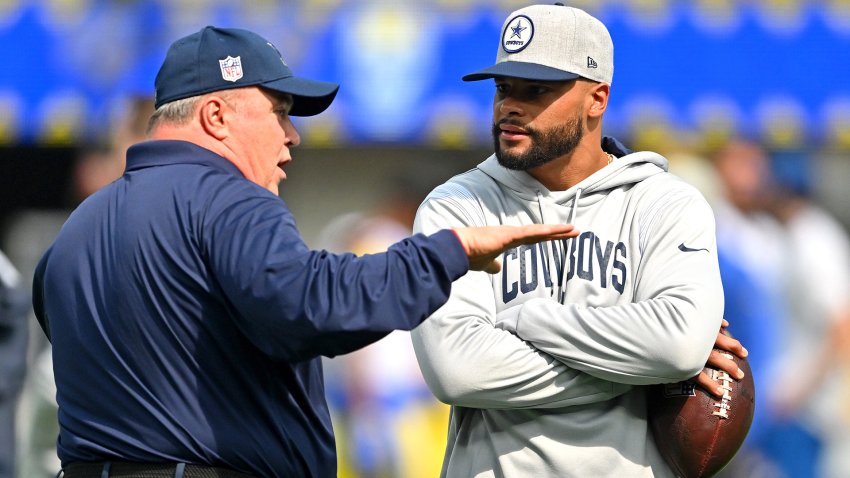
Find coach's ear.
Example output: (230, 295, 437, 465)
(198, 94, 230, 140)
(587, 82, 609, 119)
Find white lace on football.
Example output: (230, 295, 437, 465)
(710, 353, 735, 419)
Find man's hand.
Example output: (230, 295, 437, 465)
(694, 319, 749, 397)
(453, 224, 579, 273)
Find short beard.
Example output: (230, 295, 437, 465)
(493, 114, 584, 171)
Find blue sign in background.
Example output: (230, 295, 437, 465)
(2, 1, 848, 147)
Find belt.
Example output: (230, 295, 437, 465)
(61, 462, 256, 478)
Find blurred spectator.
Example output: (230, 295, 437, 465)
(72, 96, 155, 199)
(764, 150, 850, 478)
(703, 139, 792, 477)
(317, 174, 448, 478)
(701, 139, 850, 478)
(0, 250, 28, 478)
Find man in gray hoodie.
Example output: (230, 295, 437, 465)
(412, 4, 747, 477)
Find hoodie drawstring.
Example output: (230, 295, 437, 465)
(558, 188, 582, 303)
(536, 188, 583, 302)
(535, 190, 556, 297)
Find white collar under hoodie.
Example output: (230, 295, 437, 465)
(412, 142, 724, 478)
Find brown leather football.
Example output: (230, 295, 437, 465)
(647, 350, 755, 478)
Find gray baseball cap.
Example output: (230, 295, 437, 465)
(463, 4, 613, 84)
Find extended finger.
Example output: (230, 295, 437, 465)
(706, 349, 744, 380)
(509, 225, 579, 246)
(715, 333, 748, 360)
(693, 371, 725, 398)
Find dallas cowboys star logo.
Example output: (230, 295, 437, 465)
(502, 14, 534, 53)
(510, 20, 527, 38)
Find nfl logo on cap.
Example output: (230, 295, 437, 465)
(154, 26, 339, 115)
(219, 56, 243, 82)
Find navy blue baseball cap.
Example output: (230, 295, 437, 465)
(154, 26, 339, 116)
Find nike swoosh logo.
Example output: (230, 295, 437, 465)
(678, 243, 709, 253)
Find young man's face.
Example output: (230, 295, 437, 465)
(491, 77, 587, 171)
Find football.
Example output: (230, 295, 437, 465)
(647, 350, 755, 478)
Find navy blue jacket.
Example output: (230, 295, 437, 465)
(32, 140, 468, 477)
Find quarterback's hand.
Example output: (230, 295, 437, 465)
(694, 319, 748, 397)
(453, 224, 579, 274)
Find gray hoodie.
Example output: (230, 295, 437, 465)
(412, 147, 723, 478)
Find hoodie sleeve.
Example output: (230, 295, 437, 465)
(411, 188, 631, 409)
(505, 181, 724, 385)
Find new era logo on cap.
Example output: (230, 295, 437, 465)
(463, 4, 614, 84)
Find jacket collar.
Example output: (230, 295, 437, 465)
(125, 140, 244, 178)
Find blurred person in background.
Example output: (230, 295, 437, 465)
(763, 149, 850, 478)
(0, 250, 28, 478)
(72, 96, 155, 200)
(317, 174, 449, 478)
(709, 138, 850, 478)
(706, 138, 792, 478)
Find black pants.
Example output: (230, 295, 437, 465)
(61, 462, 256, 478)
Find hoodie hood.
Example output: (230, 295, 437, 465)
(477, 136, 669, 206)
(473, 136, 671, 303)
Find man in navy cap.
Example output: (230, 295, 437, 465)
(32, 26, 577, 478)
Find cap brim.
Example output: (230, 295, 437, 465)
(462, 61, 581, 82)
(262, 76, 340, 117)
